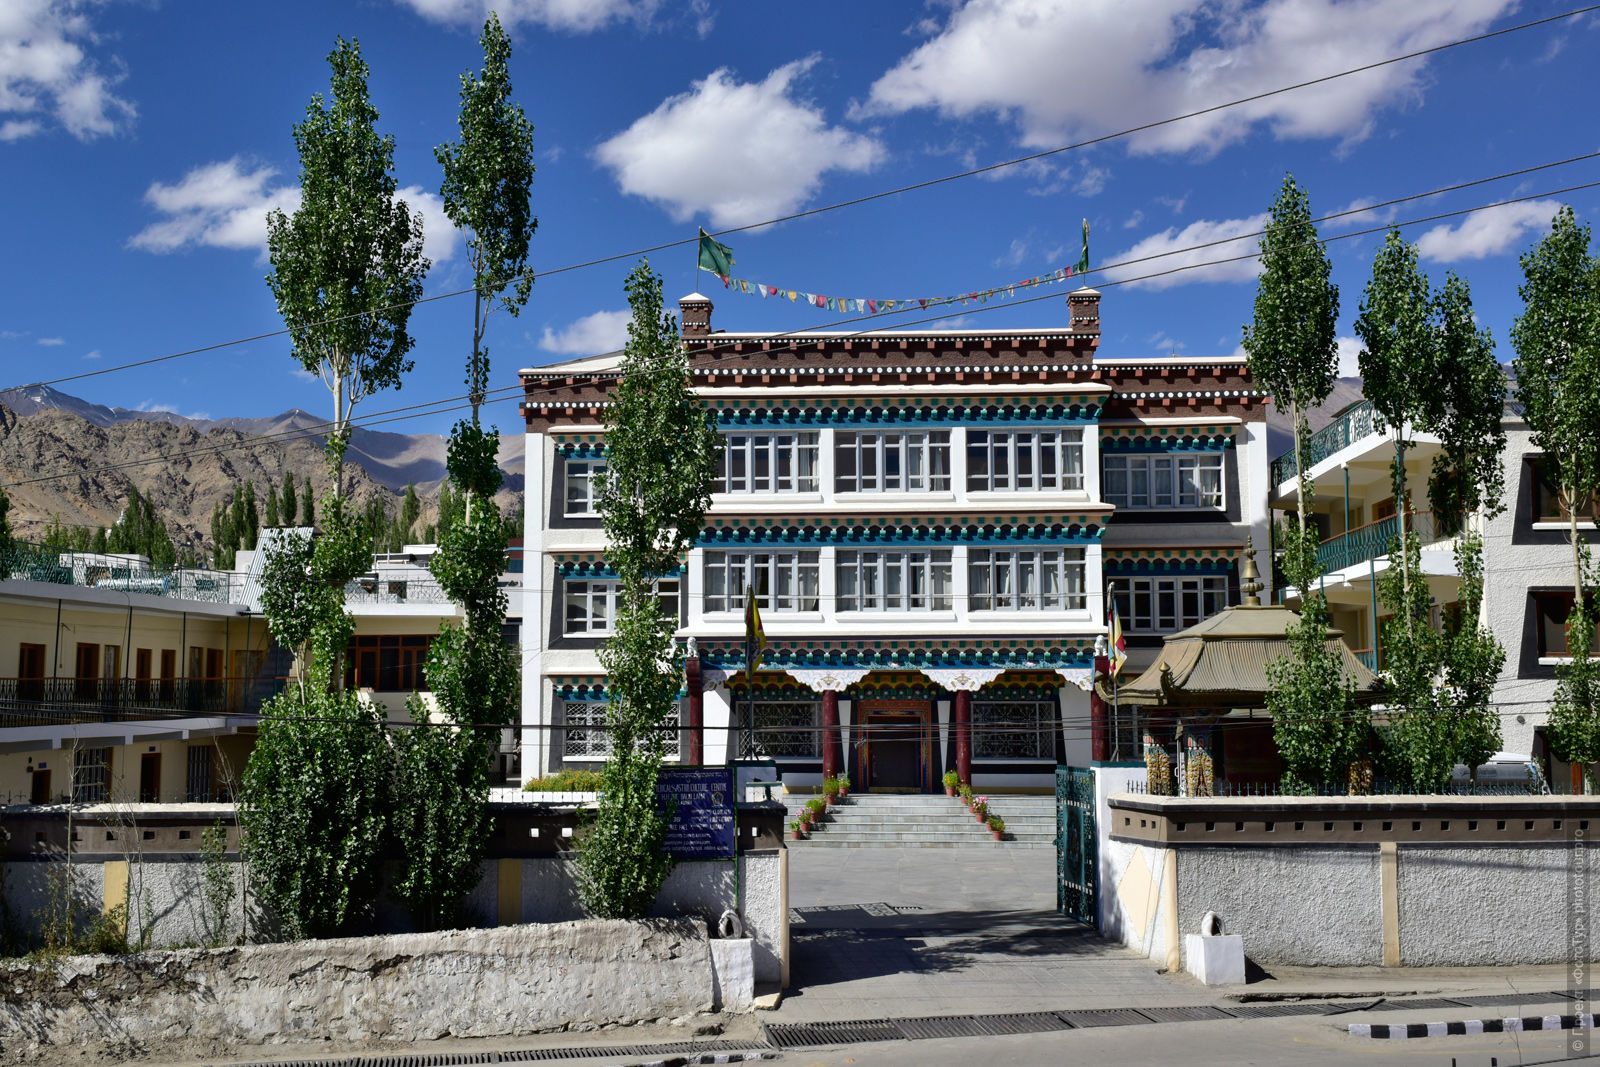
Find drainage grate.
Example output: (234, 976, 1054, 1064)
(1365, 998, 1469, 1012)
(1227, 1002, 1327, 1019)
(1054, 1008, 1153, 1027)
(1138, 1005, 1239, 1023)
(1454, 992, 1563, 1008)
(763, 1020, 904, 1049)
(975, 1012, 1075, 1035)
(894, 1016, 987, 1040)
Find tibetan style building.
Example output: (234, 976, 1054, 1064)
(518, 289, 1271, 793)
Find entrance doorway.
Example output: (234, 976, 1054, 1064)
(858, 700, 932, 792)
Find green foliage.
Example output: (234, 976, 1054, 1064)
(1548, 582, 1600, 792)
(391, 696, 495, 931)
(300, 476, 315, 527)
(281, 471, 297, 526)
(106, 486, 177, 567)
(435, 11, 536, 424)
(0, 485, 12, 553)
(577, 260, 718, 920)
(240, 689, 393, 941)
(199, 821, 237, 948)
(90, 527, 107, 554)
(436, 480, 464, 541)
(1427, 272, 1506, 528)
(1355, 229, 1432, 593)
(265, 36, 429, 497)
(523, 768, 604, 792)
(264, 482, 281, 528)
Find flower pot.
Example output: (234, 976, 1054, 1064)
(992, 830, 1004, 841)
(792, 829, 805, 840)
(945, 786, 956, 797)
(975, 812, 987, 824)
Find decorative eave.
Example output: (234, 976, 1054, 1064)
(714, 394, 1103, 426)
(1103, 546, 1244, 573)
(698, 513, 1109, 544)
(1099, 424, 1237, 451)
(696, 636, 1096, 671)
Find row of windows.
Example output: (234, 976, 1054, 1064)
(564, 433, 1222, 513)
(1111, 576, 1231, 635)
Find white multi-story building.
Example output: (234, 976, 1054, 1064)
(519, 290, 1272, 792)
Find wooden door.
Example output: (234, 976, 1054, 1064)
(139, 753, 161, 803)
(18, 643, 45, 702)
(160, 649, 177, 702)
(135, 648, 153, 701)
(75, 643, 98, 701)
(30, 768, 51, 805)
(858, 699, 932, 792)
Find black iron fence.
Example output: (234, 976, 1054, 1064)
(0, 676, 285, 726)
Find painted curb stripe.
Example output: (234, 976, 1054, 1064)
(1350, 1014, 1595, 1039)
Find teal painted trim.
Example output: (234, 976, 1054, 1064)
(557, 443, 607, 459)
(701, 649, 1096, 671)
(1104, 559, 1233, 575)
(698, 525, 1104, 546)
(714, 405, 1101, 428)
(1100, 436, 1233, 453)
(556, 562, 684, 579)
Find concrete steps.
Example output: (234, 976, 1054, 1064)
(783, 792, 1056, 849)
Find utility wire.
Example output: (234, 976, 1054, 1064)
(8, 168, 1600, 501)
(13, 4, 1596, 395)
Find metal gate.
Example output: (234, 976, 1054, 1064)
(1056, 765, 1097, 927)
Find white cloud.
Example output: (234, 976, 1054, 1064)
(1336, 335, 1362, 377)
(81, 349, 99, 360)
(290, 367, 319, 383)
(1157, 193, 1188, 214)
(129, 159, 459, 263)
(595, 57, 885, 228)
(390, 0, 658, 33)
(863, 0, 1514, 155)
(539, 310, 631, 355)
(1074, 164, 1109, 197)
(1415, 199, 1564, 263)
(36, 336, 63, 346)
(1102, 213, 1268, 290)
(0, 0, 136, 142)
(993, 238, 1029, 269)
(1123, 210, 1144, 229)
(1329, 195, 1398, 230)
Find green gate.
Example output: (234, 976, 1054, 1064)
(1056, 765, 1097, 927)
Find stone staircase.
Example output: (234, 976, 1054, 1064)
(783, 792, 1056, 849)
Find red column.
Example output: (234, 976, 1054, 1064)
(1091, 653, 1110, 763)
(955, 689, 972, 785)
(821, 689, 840, 780)
(685, 655, 704, 765)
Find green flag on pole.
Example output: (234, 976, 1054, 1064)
(698, 228, 735, 283)
(1075, 218, 1091, 277)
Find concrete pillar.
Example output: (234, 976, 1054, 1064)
(686, 656, 704, 765)
(955, 689, 972, 784)
(821, 689, 841, 780)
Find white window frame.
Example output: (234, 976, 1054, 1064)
(836, 549, 953, 611)
(702, 550, 821, 613)
(564, 458, 605, 516)
(563, 578, 680, 636)
(967, 547, 1087, 612)
(834, 430, 952, 493)
(1102, 452, 1225, 510)
(967, 428, 1085, 492)
(717, 431, 820, 493)
(562, 699, 680, 759)
(1112, 574, 1230, 634)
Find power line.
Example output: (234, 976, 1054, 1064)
(13, 5, 1595, 395)
(9, 166, 1599, 501)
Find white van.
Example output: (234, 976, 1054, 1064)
(1449, 752, 1549, 793)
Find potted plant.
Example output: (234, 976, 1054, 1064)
(822, 776, 840, 805)
(806, 796, 827, 826)
(958, 782, 974, 808)
(972, 796, 989, 823)
(942, 770, 959, 797)
(789, 819, 806, 841)
(837, 774, 850, 800)
(987, 815, 1006, 841)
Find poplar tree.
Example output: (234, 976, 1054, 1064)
(1242, 176, 1362, 791)
(391, 13, 533, 929)
(576, 260, 719, 918)
(264, 482, 281, 528)
(1512, 206, 1600, 790)
(281, 472, 297, 527)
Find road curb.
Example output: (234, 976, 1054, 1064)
(1349, 1013, 1596, 1039)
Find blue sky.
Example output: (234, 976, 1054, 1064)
(2, 0, 1598, 444)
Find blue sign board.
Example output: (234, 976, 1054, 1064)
(655, 766, 736, 860)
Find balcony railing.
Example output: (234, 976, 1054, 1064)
(344, 575, 452, 605)
(0, 676, 284, 728)
(1270, 400, 1388, 486)
(0, 542, 248, 605)
(1316, 510, 1441, 574)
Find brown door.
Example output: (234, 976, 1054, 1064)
(30, 768, 51, 805)
(75, 643, 99, 701)
(135, 648, 153, 701)
(139, 753, 162, 804)
(18, 643, 45, 702)
(205, 648, 224, 706)
(160, 649, 177, 702)
(869, 722, 922, 790)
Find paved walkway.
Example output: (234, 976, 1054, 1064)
(776, 844, 1184, 1021)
